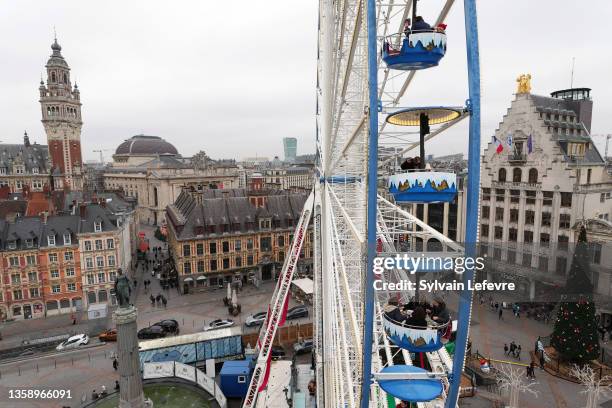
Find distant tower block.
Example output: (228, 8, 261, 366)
(39, 38, 84, 191)
(283, 137, 297, 163)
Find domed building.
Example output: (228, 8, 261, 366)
(104, 135, 239, 226)
(112, 135, 180, 167)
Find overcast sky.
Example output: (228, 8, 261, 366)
(0, 0, 610, 162)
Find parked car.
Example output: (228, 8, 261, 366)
(245, 312, 267, 327)
(56, 334, 89, 351)
(271, 345, 286, 360)
(203, 319, 234, 332)
(286, 305, 309, 320)
(99, 329, 117, 342)
(154, 319, 180, 335)
(137, 326, 166, 340)
(293, 338, 314, 355)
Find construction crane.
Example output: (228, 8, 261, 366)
(93, 149, 112, 164)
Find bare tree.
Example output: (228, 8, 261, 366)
(570, 364, 612, 408)
(495, 363, 539, 408)
(192, 150, 210, 170)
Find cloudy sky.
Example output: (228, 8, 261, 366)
(0, 0, 610, 162)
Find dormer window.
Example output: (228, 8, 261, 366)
(63, 233, 71, 245)
(15, 166, 24, 174)
(8, 240, 17, 250)
(47, 235, 56, 246)
(25, 239, 34, 248)
(32, 167, 39, 174)
(0, 167, 6, 175)
(94, 221, 102, 232)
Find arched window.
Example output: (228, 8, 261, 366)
(427, 238, 442, 251)
(51, 72, 56, 83)
(513, 168, 522, 183)
(528, 168, 538, 184)
(498, 168, 506, 182)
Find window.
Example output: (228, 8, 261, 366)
(524, 230, 533, 243)
(528, 168, 538, 184)
(26, 255, 36, 265)
(543, 191, 553, 206)
(96, 256, 104, 268)
(509, 228, 518, 242)
(540, 233, 550, 247)
(222, 241, 230, 253)
(498, 168, 506, 182)
(106, 239, 114, 249)
(48, 235, 56, 246)
(235, 257, 242, 267)
(247, 255, 254, 266)
(495, 189, 505, 201)
(495, 208, 504, 221)
(11, 274, 21, 284)
(507, 250, 516, 264)
(64, 251, 74, 261)
(67, 283, 76, 292)
(561, 192, 572, 207)
(278, 235, 285, 247)
(98, 272, 106, 283)
(601, 193, 606, 203)
(25, 239, 34, 248)
(480, 224, 489, 237)
(28, 271, 38, 282)
(184, 262, 192, 274)
(183, 244, 191, 257)
(541, 212, 551, 227)
(49, 253, 58, 263)
(494, 226, 503, 239)
(238, 375, 247, 384)
(247, 239, 254, 250)
(109, 271, 117, 282)
(559, 214, 571, 229)
(481, 206, 490, 219)
(87, 274, 95, 285)
(210, 259, 217, 271)
(260, 237, 272, 252)
(108, 255, 116, 266)
(591, 243, 602, 265)
(13, 290, 23, 300)
(52, 285, 61, 294)
(494, 247, 502, 260)
(209, 242, 217, 254)
(196, 243, 204, 256)
(29, 288, 39, 298)
(66, 267, 75, 277)
(278, 251, 285, 262)
(223, 258, 230, 269)
(556, 257, 567, 275)
(84, 241, 92, 251)
(95, 240, 103, 251)
(482, 188, 491, 201)
(526, 190, 536, 205)
(510, 209, 519, 223)
(539, 256, 548, 272)
(512, 168, 522, 183)
(522, 252, 532, 267)
(510, 190, 520, 203)
(197, 260, 205, 273)
(86, 257, 94, 269)
(63, 233, 71, 245)
(235, 240, 241, 251)
(94, 222, 102, 232)
(7, 240, 17, 250)
(50, 269, 60, 279)
(558, 235, 569, 250)
(9, 256, 19, 267)
(525, 211, 535, 225)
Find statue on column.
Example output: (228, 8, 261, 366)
(114, 268, 131, 308)
(516, 74, 532, 94)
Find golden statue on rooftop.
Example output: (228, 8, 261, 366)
(516, 74, 532, 94)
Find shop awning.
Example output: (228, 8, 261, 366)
(292, 278, 314, 295)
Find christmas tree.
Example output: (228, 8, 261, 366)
(550, 226, 600, 363)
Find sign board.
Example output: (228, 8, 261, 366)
(175, 362, 196, 383)
(143, 362, 174, 379)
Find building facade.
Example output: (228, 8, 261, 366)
(283, 138, 297, 163)
(165, 189, 313, 294)
(479, 83, 612, 299)
(264, 166, 314, 191)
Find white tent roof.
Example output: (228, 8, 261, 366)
(292, 278, 314, 295)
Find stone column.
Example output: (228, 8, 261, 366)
(114, 306, 150, 408)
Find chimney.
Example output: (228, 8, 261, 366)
(42, 211, 48, 224)
(79, 204, 87, 220)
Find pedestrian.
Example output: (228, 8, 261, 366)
(535, 336, 540, 354)
(162, 296, 167, 308)
(156, 294, 162, 306)
(113, 358, 118, 371)
(509, 341, 516, 356)
(539, 352, 545, 370)
(495, 301, 499, 312)
(115, 380, 120, 391)
(150, 294, 155, 305)
(526, 364, 531, 379)
(100, 385, 107, 397)
(504, 343, 509, 356)
(71, 313, 77, 325)
(498, 307, 503, 320)
(530, 361, 536, 379)
(515, 345, 521, 360)
(92, 390, 99, 400)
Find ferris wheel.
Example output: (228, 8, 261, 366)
(314, 0, 482, 407)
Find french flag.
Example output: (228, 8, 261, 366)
(493, 135, 503, 154)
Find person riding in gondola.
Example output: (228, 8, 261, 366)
(429, 297, 450, 325)
(405, 306, 428, 329)
(412, 16, 432, 32)
(384, 302, 407, 324)
(403, 18, 411, 38)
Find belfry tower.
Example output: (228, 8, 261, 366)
(39, 38, 84, 190)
